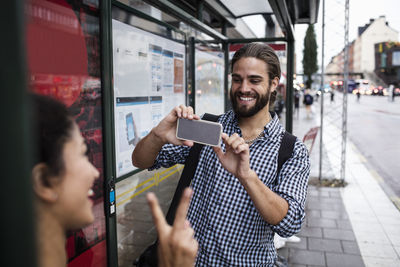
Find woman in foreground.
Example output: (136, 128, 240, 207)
(30, 94, 197, 267)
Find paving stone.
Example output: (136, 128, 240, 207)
(341, 240, 361, 255)
(307, 196, 343, 205)
(308, 190, 322, 197)
(323, 229, 356, 241)
(298, 226, 323, 238)
(307, 202, 345, 211)
(329, 191, 341, 198)
(312, 191, 330, 198)
(321, 210, 348, 220)
(277, 247, 289, 258)
(319, 187, 340, 193)
(326, 252, 365, 267)
(308, 237, 342, 253)
(336, 219, 353, 230)
(307, 217, 337, 228)
(288, 249, 326, 266)
(307, 209, 322, 218)
(308, 189, 330, 198)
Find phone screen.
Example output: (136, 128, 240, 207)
(176, 118, 222, 146)
(126, 113, 135, 143)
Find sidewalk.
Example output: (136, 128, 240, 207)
(279, 100, 400, 267)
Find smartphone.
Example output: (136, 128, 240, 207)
(125, 113, 135, 145)
(176, 118, 222, 146)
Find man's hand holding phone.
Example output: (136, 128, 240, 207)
(152, 105, 200, 147)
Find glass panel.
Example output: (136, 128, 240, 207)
(220, 0, 273, 17)
(381, 52, 387, 67)
(25, 1, 107, 266)
(393, 51, 400, 66)
(195, 44, 225, 116)
(116, 167, 183, 266)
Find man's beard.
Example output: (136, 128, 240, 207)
(230, 89, 270, 118)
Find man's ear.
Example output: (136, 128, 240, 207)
(32, 163, 59, 203)
(270, 77, 280, 92)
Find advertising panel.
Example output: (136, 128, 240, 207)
(112, 19, 186, 177)
(26, 0, 107, 266)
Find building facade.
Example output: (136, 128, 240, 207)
(326, 16, 398, 82)
(354, 16, 398, 72)
(375, 41, 400, 87)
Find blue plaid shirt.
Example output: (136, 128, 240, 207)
(150, 110, 310, 266)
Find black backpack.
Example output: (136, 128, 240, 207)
(134, 113, 297, 267)
(304, 94, 313, 105)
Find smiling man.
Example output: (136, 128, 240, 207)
(132, 42, 310, 266)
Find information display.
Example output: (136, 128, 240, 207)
(112, 19, 186, 177)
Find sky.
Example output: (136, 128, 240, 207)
(243, 0, 400, 74)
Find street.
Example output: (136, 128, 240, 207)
(346, 93, 400, 200)
(291, 91, 400, 202)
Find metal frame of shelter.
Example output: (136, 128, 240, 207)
(1, 1, 37, 267)
(101, 0, 311, 264)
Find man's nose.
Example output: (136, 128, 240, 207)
(240, 80, 251, 92)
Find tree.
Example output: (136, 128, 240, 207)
(302, 24, 318, 89)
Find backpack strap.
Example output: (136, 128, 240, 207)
(165, 113, 220, 225)
(276, 131, 297, 182)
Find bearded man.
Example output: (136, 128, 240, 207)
(132, 42, 310, 266)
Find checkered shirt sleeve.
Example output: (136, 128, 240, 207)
(148, 143, 190, 170)
(270, 139, 310, 237)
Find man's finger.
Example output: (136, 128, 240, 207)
(147, 192, 168, 234)
(213, 146, 225, 160)
(173, 188, 193, 228)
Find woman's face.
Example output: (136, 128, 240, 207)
(54, 124, 100, 230)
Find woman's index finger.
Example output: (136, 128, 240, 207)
(147, 192, 168, 234)
(173, 188, 193, 229)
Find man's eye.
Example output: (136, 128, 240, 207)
(232, 78, 241, 83)
(251, 80, 261, 84)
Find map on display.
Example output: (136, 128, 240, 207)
(112, 19, 186, 177)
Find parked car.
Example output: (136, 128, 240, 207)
(371, 86, 387, 96)
(395, 87, 400, 96)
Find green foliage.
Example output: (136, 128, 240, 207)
(302, 24, 318, 89)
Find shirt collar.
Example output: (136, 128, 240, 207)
(226, 110, 283, 139)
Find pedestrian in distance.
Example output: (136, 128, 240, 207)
(390, 84, 395, 102)
(132, 42, 310, 266)
(294, 90, 300, 119)
(356, 89, 361, 102)
(30, 94, 197, 267)
(303, 89, 314, 118)
(330, 90, 335, 103)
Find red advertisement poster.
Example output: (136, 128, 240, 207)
(26, 0, 107, 266)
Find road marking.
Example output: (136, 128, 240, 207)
(391, 197, 400, 211)
(369, 169, 384, 183)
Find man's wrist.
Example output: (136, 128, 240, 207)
(239, 169, 258, 186)
(150, 128, 167, 147)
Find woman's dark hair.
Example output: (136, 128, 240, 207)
(30, 94, 74, 178)
(231, 43, 281, 105)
